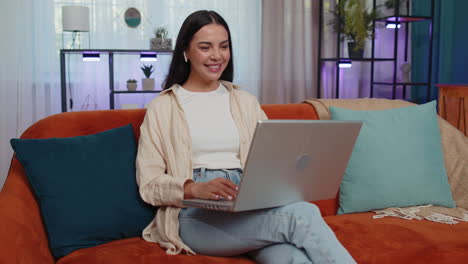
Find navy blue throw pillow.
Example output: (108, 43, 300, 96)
(10, 124, 155, 258)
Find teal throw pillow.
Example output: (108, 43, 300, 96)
(330, 101, 455, 214)
(10, 125, 155, 258)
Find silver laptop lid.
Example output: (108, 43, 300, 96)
(232, 120, 362, 212)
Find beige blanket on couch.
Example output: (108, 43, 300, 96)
(305, 98, 468, 224)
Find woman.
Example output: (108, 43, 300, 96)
(136, 10, 356, 264)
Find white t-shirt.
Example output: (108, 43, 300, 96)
(175, 83, 241, 169)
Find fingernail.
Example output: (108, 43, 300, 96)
(228, 195, 233, 200)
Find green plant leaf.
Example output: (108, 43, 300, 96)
(330, 0, 379, 51)
(140, 64, 154, 78)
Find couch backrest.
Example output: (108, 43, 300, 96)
(19, 103, 319, 140)
(20, 109, 147, 140)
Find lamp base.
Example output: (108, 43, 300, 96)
(62, 31, 91, 49)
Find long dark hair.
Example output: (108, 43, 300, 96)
(163, 10, 234, 90)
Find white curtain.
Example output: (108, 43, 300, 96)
(260, 0, 319, 104)
(0, 0, 58, 189)
(0, 0, 261, 189)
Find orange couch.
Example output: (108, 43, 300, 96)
(1, 103, 468, 264)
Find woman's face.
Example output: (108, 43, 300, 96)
(185, 23, 230, 84)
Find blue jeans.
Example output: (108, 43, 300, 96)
(179, 168, 356, 264)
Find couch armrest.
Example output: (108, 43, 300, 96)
(0, 158, 55, 264)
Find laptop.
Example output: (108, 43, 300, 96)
(182, 120, 362, 212)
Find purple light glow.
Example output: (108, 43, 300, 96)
(386, 22, 401, 29)
(140, 53, 157, 62)
(338, 60, 352, 68)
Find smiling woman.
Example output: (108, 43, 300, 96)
(135, 10, 356, 264)
(163, 10, 234, 91)
(182, 24, 231, 92)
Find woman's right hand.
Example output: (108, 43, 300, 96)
(184, 178, 238, 201)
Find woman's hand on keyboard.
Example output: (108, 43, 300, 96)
(184, 178, 238, 200)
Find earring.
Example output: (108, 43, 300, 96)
(183, 52, 188, 63)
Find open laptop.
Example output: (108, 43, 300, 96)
(182, 120, 362, 212)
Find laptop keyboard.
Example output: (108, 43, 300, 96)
(187, 199, 234, 210)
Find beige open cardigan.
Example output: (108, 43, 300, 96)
(136, 81, 267, 255)
(305, 98, 468, 224)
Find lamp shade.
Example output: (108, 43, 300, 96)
(62, 6, 90, 32)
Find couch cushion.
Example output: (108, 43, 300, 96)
(57, 237, 256, 264)
(330, 101, 455, 214)
(57, 214, 468, 264)
(10, 124, 155, 258)
(326, 213, 468, 263)
(20, 109, 147, 139)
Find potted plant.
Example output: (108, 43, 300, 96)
(330, 0, 378, 58)
(126, 79, 137, 91)
(140, 64, 155, 91)
(150, 26, 172, 51)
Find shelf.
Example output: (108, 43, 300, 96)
(60, 49, 173, 55)
(321, 58, 394, 62)
(316, 0, 434, 100)
(60, 49, 173, 112)
(373, 82, 430, 86)
(112, 90, 162, 94)
(375, 15, 432, 22)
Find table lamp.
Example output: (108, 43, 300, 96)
(62, 6, 90, 49)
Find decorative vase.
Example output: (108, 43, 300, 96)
(400, 63, 412, 83)
(347, 42, 364, 59)
(142, 78, 155, 91)
(126, 82, 137, 91)
(150, 38, 172, 51)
